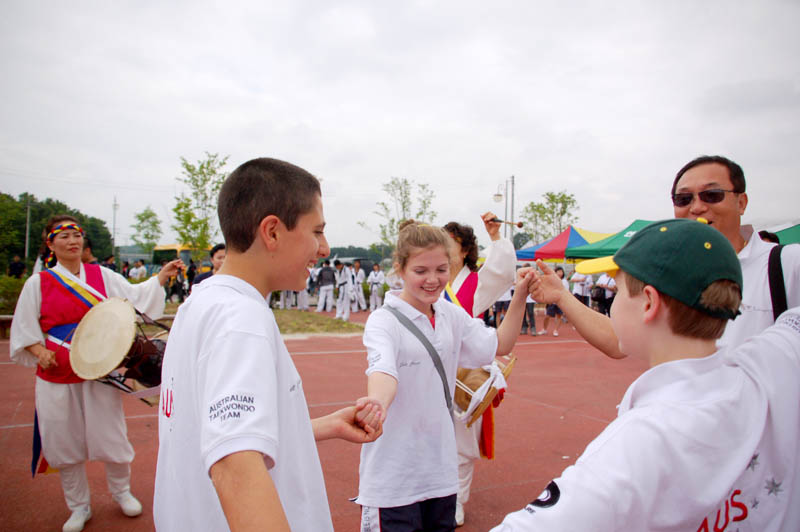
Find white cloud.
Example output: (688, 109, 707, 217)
(1, 0, 798, 252)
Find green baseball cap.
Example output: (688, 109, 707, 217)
(576, 219, 742, 319)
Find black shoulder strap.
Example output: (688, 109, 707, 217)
(768, 245, 787, 321)
(382, 305, 453, 420)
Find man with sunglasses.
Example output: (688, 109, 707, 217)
(528, 155, 799, 359)
(671, 155, 800, 348)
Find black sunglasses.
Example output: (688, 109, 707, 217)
(671, 189, 737, 208)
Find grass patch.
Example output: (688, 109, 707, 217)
(275, 309, 364, 335)
(141, 306, 363, 336)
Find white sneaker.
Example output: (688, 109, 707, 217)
(455, 502, 465, 527)
(537, 330, 547, 336)
(63, 507, 91, 532)
(553, 331, 559, 337)
(113, 491, 143, 517)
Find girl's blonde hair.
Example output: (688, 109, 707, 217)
(393, 219, 451, 271)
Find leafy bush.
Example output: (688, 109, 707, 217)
(0, 275, 26, 314)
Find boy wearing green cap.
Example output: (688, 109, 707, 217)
(491, 219, 800, 531)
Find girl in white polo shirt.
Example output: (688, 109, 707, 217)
(356, 220, 532, 532)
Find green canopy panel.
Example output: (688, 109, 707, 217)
(776, 223, 800, 245)
(565, 220, 655, 259)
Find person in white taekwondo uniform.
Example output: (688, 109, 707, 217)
(334, 260, 353, 321)
(494, 219, 800, 532)
(367, 263, 385, 311)
(351, 259, 368, 312)
(296, 263, 313, 311)
(10, 215, 182, 532)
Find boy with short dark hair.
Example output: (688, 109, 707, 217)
(154, 157, 383, 532)
(493, 219, 800, 531)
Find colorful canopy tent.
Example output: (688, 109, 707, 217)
(565, 220, 654, 259)
(776, 223, 800, 245)
(516, 226, 614, 261)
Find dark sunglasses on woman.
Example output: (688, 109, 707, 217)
(671, 189, 737, 207)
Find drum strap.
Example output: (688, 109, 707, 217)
(134, 308, 171, 334)
(43, 267, 107, 306)
(383, 305, 453, 422)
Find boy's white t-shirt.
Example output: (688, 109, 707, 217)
(153, 275, 332, 532)
(491, 308, 800, 532)
(356, 291, 498, 508)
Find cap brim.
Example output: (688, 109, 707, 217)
(576, 256, 619, 275)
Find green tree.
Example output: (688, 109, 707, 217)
(358, 177, 437, 258)
(520, 201, 549, 244)
(520, 190, 579, 243)
(171, 152, 229, 260)
(131, 206, 162, 255)
(0, 193, 112, 271)
(0, 193, 24, 254)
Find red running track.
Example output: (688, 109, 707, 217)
(0, 310, 647, 531)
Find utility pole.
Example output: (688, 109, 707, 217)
(24, 195, 31, 259)
(503, 180, 509, 239)
(112, 195, 119, 258)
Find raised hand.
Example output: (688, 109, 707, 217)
(481, 212, 502, 241)
(530, 260, 569, 305)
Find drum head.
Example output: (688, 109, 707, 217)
(70, 297, 137, 380)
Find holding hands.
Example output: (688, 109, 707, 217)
(515, 265, 536, 295)
(355, 396, 386, 437)
(314, 397, 385, 444)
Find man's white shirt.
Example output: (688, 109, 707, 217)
(718, 225, 800, 350)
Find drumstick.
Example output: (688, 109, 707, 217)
(490, 218, 523, 228)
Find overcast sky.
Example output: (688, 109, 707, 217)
(1, 1, 798, 252)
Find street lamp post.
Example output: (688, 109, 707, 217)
(492, 177, 516, 239)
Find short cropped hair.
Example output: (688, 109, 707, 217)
(443, 221, 479, 272)
(671, 155, 746, 196)
(218, 158, 321, 253)
(210, 243, 226, 258)
(620, 271, 741, 340)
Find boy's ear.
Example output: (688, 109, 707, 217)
(257, 215, 282, 252)
(641, 285, 663, 324)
